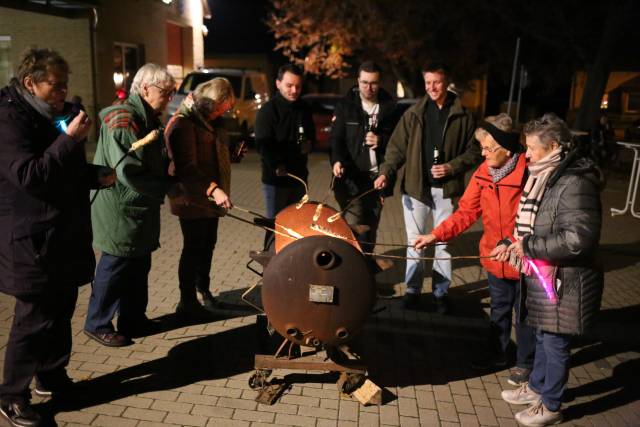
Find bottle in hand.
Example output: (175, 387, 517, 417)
(431, 147, 442, 183)
(297, 125, 311, 154)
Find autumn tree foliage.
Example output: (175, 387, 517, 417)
(268, 0, 638, 130)
(267, 0, 503, 97)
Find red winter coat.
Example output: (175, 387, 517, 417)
(432, 154, 527, 280)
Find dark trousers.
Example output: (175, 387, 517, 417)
(262, 183, 306, 249)
(0, 286, 78, 400)
(84, 252, 151, 333)
(178, 217, 219, 300)
(487, 273, 535, 369)
(333, 172, 383, 253)
(528, 330, 571, 411)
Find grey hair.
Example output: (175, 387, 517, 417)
(129, 63, 175, 95)
(523, 113, 574, 151)
(193, 77, 235, 117)
(474, 113, 513, 141)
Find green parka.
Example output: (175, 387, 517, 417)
(379, 94, 481, 202)
(91, 94, 170, 257)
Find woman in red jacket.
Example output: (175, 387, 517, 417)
(414, 114, 535, 383)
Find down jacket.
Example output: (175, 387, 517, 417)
(522, 150, 603, 335)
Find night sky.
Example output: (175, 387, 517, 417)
(204, 0, 274, 54)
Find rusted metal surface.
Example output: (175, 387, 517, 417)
(274, 202, 361, 253)
(261, 235, 374, 348)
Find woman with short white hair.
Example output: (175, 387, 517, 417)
(498, 113, 603, 427)
(414, 113, 535, 378)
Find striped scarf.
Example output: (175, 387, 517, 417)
(510, 147, 562, 274)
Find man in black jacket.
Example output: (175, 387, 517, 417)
(330, 61, 397, 252)
(0, 48, 113, 427)
(255, 64, 315, 248)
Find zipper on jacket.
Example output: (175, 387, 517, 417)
(495, 184, 506, 278)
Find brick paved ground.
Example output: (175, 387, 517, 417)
(1, 150, 639, 426)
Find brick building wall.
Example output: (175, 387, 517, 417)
(0, 8, 95, 123)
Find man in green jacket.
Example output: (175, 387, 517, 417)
(374, 63, 481, 313)
(84, 64, 175, 346)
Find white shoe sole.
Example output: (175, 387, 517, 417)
(501, 392, 541, 406)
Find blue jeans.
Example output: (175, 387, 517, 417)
(262, 183, 305, 249)
(84, 252, 151, 333)
(402, 190, 453, 298)
(528, 330, 571, 412)
(487, 273, 535, 369)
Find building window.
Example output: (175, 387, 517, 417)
(0, 36, 12, 87)
(113, 43, 142, 98)
(623, 92, 640, 113)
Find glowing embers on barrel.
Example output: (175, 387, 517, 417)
(273, 201, 362, 253)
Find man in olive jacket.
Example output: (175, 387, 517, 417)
(374, 63, 481, 313)
(84, 64, 175, 347)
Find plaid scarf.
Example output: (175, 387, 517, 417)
(510, 147, 562, 274)
(488, 153, 520, 183)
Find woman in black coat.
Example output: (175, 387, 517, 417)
(0, 48, 112, 426)
(496, 114, 603, 427)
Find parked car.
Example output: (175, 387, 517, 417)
(302, 93, 342, 151)
(394, 97, 419, 117)
(167, 68, 270, 144)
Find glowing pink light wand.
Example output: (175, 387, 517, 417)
(525, 258, 557, 303)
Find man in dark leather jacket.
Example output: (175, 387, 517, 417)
(330, 61, 398, 252)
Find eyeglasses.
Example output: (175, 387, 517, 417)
(480, 145, 502, 153)
(151, 84, 176, 98)
(358, 80, 379, 88)
(44, 80, 68, 91)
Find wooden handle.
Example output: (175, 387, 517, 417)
(129, 129, 160, 152)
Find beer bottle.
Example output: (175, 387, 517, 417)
(432, 146, 442, 182)
(298, 125, 310, 154)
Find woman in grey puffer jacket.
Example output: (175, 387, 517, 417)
(496, 114, 603, 427)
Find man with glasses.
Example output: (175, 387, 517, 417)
(0, 47, 112, 427)
(374, 62, 481, 313)
(330, 61, 398, 253)
(84, 64, 176, 347)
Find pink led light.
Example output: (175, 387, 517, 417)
(525, 258, 557, 303)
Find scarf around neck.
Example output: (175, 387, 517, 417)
(510, 146, 563, 275)
(17, 85, 55, 122)
(488, 153, 520, 183)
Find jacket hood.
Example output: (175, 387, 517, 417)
(0, 84, 25, 109)
(0, 83, 46, 123)
(548, 149, 604, 190)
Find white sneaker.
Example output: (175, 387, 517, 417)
(515, 400, 562, 426)
(501, 382, 541, 405)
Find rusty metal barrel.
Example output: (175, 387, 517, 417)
(261, 235, 375, 348)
